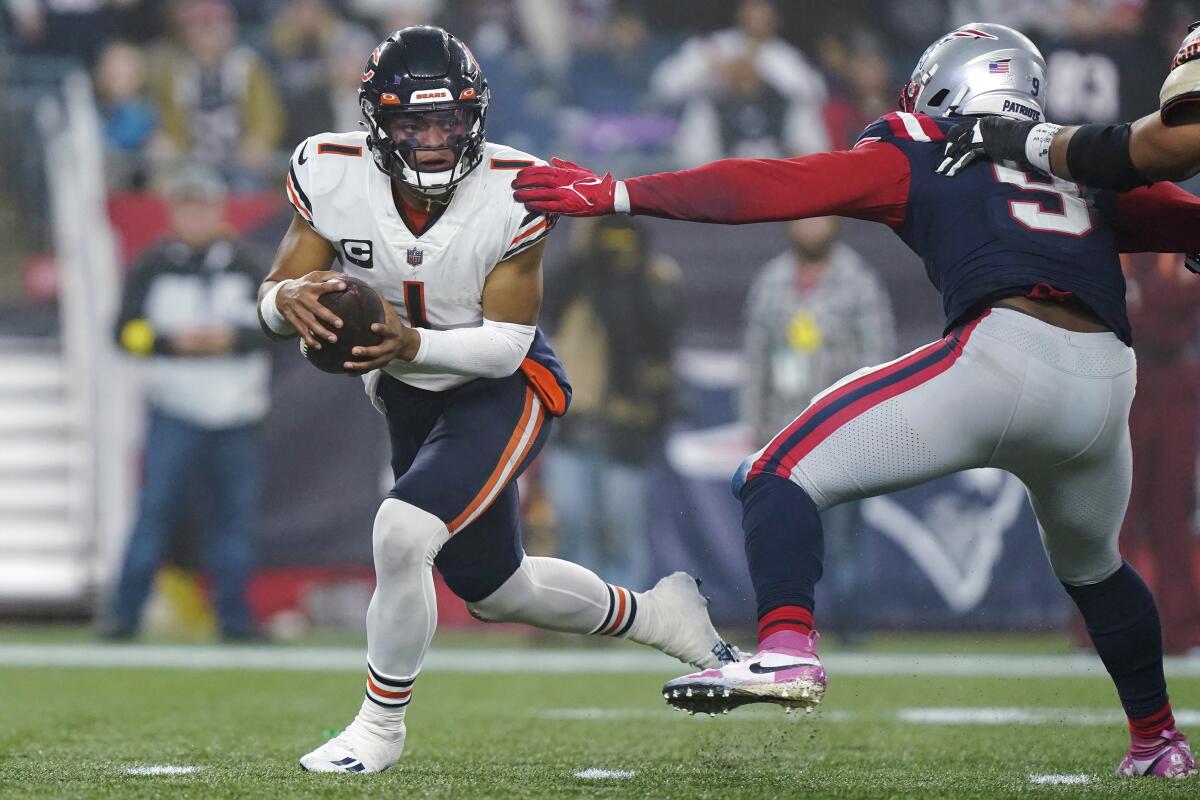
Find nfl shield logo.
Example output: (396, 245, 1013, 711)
(407, 247, 424, 267)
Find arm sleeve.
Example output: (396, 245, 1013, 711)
(1114, 182, 1200, 253)
(410, 318, 536, 379)
(624, 143, 911, 228)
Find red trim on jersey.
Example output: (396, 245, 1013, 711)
(1114, 182, 1200, 254)
(624, 144, 911, 229)
(916, 114, 946, 142)
(886, 113, 909, 139)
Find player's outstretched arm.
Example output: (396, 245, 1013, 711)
(258, 212, 345, 350)
(939, 22, 1200, 187)
(937, 113, 1200, 188)
(514, 149, 910, 227)
(343, 239, 547, 376)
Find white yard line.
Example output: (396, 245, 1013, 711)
(574, 769, 635, 779)
(1028, 774, 1091, 785)
(125, 765, 204, 776)
(0, 643, 1198, 677)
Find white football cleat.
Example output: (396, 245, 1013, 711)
(298, 716, 406, 774)
(627, 571, 740, 669)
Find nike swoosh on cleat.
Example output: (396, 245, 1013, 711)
(747, 661, 817, 674)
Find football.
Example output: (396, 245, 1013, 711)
(301, 275, 385, 374)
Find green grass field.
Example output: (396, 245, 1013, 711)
(1, 635, 1198, 799)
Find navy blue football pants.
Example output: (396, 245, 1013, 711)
(376, 371, 552, 602)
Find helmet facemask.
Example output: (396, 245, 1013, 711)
(362, 98, 487, 195)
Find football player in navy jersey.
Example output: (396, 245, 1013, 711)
(514, 23, 1200, 778)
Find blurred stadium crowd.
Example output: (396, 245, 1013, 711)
(1, 0, 1199, 649)
(1, 0, 1193, 263)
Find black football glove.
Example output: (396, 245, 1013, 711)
(937, 117, 1035, 177)
(1187, 253, 1200, 274)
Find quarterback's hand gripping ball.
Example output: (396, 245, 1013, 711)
(300, 276, 385, 374)
(512, 157, 617, 216)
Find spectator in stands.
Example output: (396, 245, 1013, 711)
(266, 0, 375, 143)
(1119, 253, 1200, 655)
(7, 0, 125, 66)
(819, 29, 896, 148)
(648, 0, 829, 165)
(542, 217, 683, 590)
(104, 167, 269, 641)
(94, 40, 160, 189)
(568, 4, 665, 115)
(740, 217, 895, 645)
(151, 0, 284, 189)
(1039, 0, 1152, 125)
(346, 0, 443, 34)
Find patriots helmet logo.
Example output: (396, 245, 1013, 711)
(952, 27, 1000, 40)
(407, 247, 424, 267)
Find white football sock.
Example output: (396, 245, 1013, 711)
(467, 556, 640, 636)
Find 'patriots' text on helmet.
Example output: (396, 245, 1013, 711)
(900, 23, 1047, 122)
(360, 26, 490, 193)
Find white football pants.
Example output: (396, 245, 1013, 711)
(741, 307, 1136, 586)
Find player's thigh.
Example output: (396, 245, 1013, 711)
(376, 373, 444, 479)
(389, 371, 551, 532)
(1021, 428, 1131, 587)
(434, 483, 524, 603)
(739, 328, 1019, 510)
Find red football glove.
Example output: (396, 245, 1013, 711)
(512, 157, 618, 216)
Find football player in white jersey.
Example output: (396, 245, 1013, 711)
(255, 26, 737, 774)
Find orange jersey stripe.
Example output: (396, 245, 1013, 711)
(367, 676, 412, 699)
(447, 388, 538, 533)
(510, 218, 548, 246)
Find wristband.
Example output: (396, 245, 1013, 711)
(1024, 123, 1062, 174)
(613, 181, 630, 214)
(260, 280, 296, 335)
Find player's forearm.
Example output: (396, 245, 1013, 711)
(1041, 123, 1151, 192)
(625, 148, 909, 227)
(1129, 113, 1200, 182)
(407, 319, 535, 379)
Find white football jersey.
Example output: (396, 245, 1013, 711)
(285, 132, 554, 391)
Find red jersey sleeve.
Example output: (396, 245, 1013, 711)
(1114, 182, 1200, 254)
(624, 143, 911, 228)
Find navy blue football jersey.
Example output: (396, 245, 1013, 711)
(856, 111, 1129, 342)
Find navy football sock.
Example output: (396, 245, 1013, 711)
(739, 473, 824, 625)
(1063, 563, 1171, 725)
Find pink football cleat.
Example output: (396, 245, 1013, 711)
(1116, 727, 1197, 779)
(662, 629, 826, 715)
